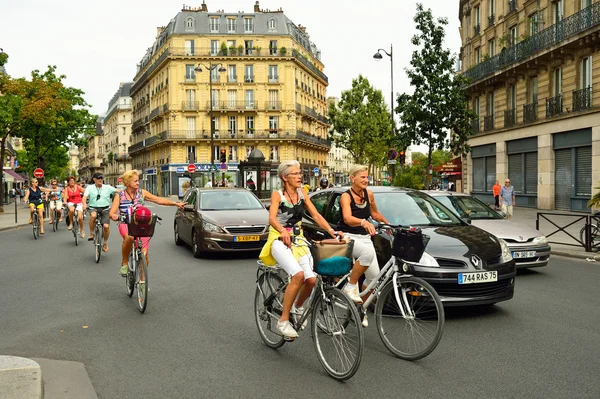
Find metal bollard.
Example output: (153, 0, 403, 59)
(14, 195, 17, 224)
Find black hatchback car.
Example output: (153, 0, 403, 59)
(302, 187, 517, 306)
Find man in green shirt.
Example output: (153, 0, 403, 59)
(83, 173, 118, 252)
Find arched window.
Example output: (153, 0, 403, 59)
(268, 18, 277, 31)
(185, 17, 195, 30)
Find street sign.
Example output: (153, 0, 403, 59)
(387, 149, 398, 160)
(220, 163, 227, 170)
(33, 168, 44, 178)
(313, 167, 319, 174)
(387, 160, 397, 164)
(187, 164, 197, 173)
(176, 167, 185, 173)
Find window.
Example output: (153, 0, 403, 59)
(475, 6, 480, 26)
(309, 192, 332, 217)
(187, 145, 196, 164)
(212, 116, 220, 132)
(486, 92, 495, 115)
(488, 0, 495, 17)
(268, 116, 279, 131)
(211, 89, 219, 107)
(228, 116, 237, 133)
(475, 47, 481, 64)
(553, 67, 562, 96)
(244, 65, 254, 82)
(185, 17, 195, 31)
(244, 40, 253, 55)
(209, 18, 220, 32)
(270, 145, 279, 161)
(488, 39, 495, 57)
(269, 40, 278, 55)
(268, 90, 279, 109)
(185, 89, 196, 104)
(268, 18, 277, 31)
(474, 96, 480, 116)
(228, 145, 238, 161)
(210, 40, 219, 56)
(554, 0, 564, 23)
(509, 25, 518, 46)
(582, 0, 592, 9)
(210, 67, 219, 82)
(268, 65, 278, 82)
(581, 56, 592, 89)
(184, 190, 197, 209)
(185, 40, 195, 56)
(227, 90, 237, 108)
(529, 13, 539, 36)
(227, 65, 237, 82)
(186, 117, 196, 138)
(245, 90, 255, 108)
(185, 64, 195, 81)
(246, 116, 254, 132)
(227, 18, 236, 32)
(244, 18, 254, 32)
(529, 77, 538, 103)
(508, 84, 516, 109)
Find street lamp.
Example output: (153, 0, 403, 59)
(195, 63, 226, 187)
(373, 44, 395, 183)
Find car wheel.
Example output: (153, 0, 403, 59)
(174, 222, 183, 246)
(192, 229, 202, 258)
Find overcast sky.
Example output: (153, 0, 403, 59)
(0, 0, 460, 151)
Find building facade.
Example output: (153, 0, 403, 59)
(459, 0, 600, 211)
(102, 83, 133, 186)
(78, 118, 106, 182)
(128, 1, 330, 196)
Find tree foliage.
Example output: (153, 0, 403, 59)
(16, 146, 69, 181)
(395, 3, 477, 168)
(411, 150, 452, 171)
(328, 75, 392, 168)
(394, 165, 425, 189)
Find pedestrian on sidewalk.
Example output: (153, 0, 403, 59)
(499, 179, 516, 220)
(492, 180, 501, 210)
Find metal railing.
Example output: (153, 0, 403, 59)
(573, 87, 593, 112)
(504, 108, 516, 128)
(484, 114, 494, 131)
(205, 100, 258, 110)
(536, 212, 600, 252)
(546, 95, 563, 117)
(464, 3, 600, 83)
(488, 14, 495, 27)
(523, 102, 538, 123)
(268, 75, 279, 83)
(265, 101, 282, 110)
(471, 118, 480, 134)
(474, 24, 481, 35)
(508, 0, 517, 14)
(149, 107, 160, 120)
(182, 101, 199, 111)
(244, 75, 255, 83)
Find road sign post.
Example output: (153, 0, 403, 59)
(187, 164, 197, 173)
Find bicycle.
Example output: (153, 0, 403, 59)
(71, 210, 80, 246)
(254, 236, 364, 381)
(335, 224, 444, 360)
(31, 203, 41, 240)
(49, 200, 61, 232)
(120, 214, 161, 313)
(90, 208, 109, 263)
(579, 211, 600, 252)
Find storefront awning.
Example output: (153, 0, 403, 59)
(3, 169, 25, 181)
(441, 172, 462, 176)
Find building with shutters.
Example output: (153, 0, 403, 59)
(102, 82, 133, 186)
(128, 1, 330, 196)
(458, 0, 600, 211)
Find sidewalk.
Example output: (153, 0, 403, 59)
(509, 206, 599, 261)
(0, 202, 41, 232)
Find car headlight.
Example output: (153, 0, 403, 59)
(417, 252, 440, 267)
(202, 220, 226, 233)
(499, 239, 513, 263)
(532, 236, 548, 245)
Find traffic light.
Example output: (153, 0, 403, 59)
(220, 149, 227, 163)
(399, 151, 406, 165)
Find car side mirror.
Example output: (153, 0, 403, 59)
(462, 217, 471, 225)
(183, 204, 195, 212)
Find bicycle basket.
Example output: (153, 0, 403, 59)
(127, 214, 158, 238)
(392, 228, 429, 262)
(310, 238, 354, 276)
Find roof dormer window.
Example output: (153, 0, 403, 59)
(244, 18, 254, 33)
(185, 17, 195, 31)
(268, 18, 277, 31)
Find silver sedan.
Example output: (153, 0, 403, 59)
(425, 191, 551, 269)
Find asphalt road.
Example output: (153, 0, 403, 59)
(1, 205, 599, 399)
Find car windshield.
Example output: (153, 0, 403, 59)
(436, 195, 503, 220)
(374, 192, 462, 226)
(199, 191, 263, 210)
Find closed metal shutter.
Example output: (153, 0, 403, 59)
(554, 149, 572, 210)
(473, 158, 485, 191)
(576, 146, 592, 196)
(508, 154, 523, 194)
(485, 156, 496, 192)
(525, 152, 538, 194)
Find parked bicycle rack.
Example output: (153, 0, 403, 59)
(536, 212, 599, 252)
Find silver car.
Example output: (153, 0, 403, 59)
(425, 191, 551, 269)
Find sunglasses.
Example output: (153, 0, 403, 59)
(96, 176, 104, 180)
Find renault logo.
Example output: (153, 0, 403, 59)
(471, 255, 482, 269)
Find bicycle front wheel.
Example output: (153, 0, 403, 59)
(375, 276, 444, 360)
(126, 253, 135, 297)
(94, 225, 102, 263)
(254, 271, 286, 349)
(311, 287, 364, 381)
(52, 209, 58, 232)
(73, 219, 79, 246)
(32, 216, 39, 240)
(136, 251, 148, 313)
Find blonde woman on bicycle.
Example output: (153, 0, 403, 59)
(259, 160, 342, 339)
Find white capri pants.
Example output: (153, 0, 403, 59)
(271, 239, 315, 280)
(49, 200, 63, 210)
(345, 232, 380, 286)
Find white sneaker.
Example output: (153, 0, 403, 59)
(362, 314, 368, 328)
(277, 320, 298, 338)
(292, 304, 308, 330)
(343, 284, 363, 304)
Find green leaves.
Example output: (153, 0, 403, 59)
(328, 75, 392, 168)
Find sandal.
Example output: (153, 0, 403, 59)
(88, 235, 94, 241)
(102, 243, 109, 252)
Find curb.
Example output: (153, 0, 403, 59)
(0, 223, 29, 232)
(551, 250, 600, 261)
(0, 356, 43, 399)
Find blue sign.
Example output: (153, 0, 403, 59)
(313, 167, 319, 174)
(176, 167, 185, 173)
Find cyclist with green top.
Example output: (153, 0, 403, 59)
(82, 172, 117, 253)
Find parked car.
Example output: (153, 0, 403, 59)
(302, 187, 516, 306)
(425, 191, 550, 269)
(174, 187, 269, 257)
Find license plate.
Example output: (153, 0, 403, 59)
(233, 235, 260, 242)
(458, 271, 498, 285)
(512, 251, 536, 259)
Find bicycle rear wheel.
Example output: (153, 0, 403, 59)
(126, 253, 135, 297)
(94, 224, 102, 263)
(52, 209, 58, 232)
(73, 217, 79, 246)
(311, 287, 364, 381)
(32, 215, 39, 240)
(254, 271, 286, 349)
(375, 276, 444, 360)
(136, 251, 148, 313)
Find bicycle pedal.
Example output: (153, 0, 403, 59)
(283, 336, 296, 342)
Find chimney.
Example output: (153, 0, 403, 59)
(156, 26, 164, 37)
(254, 1, 260, 12)
(298, 24, 306, 33)
(201, 1, 208, 12)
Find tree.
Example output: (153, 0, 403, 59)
(16, 146, 69, 181)
(395, 4, 477, 172)
(328, 75, 392, 172)
(394, 165, 425, 189)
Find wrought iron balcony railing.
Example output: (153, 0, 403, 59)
(572, 87, 593, 112)
(149, 107, 160, 120)
(464, 3, 600, 83)
(484, 114, 495, 131)
(474, 24, 481, 35)
(523, 102, 538, 123)
(508, 0, 517, 14)
(546, 95, 563, 118)
(182, 101, 199, 111)
(504, 108, 516, 128)
(471, 118, 480, 134)
(265, 101, 282, 110)
(205, 100, 258, 111)
(488, 14, 495, 27)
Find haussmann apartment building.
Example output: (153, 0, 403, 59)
(128, 1, 331, 196)
(458, 0, 600, 211)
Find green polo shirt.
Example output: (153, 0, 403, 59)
(84, 184, 117, 208)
